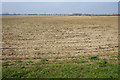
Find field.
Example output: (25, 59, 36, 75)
(2, 15, 118, 78)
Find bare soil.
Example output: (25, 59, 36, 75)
(2, 15, 118, 61)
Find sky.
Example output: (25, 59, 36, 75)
(2, 2, 118, 14)
(1, 0, 120, 2)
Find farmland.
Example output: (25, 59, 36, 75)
(2, 15, 118, 78)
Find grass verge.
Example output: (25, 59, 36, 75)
(2, 58, 118, 78)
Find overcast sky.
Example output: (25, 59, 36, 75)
(2, 2, 118, 14)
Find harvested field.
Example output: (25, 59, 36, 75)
(2, 15, 118, 61)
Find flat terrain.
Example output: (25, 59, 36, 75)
(2, 15, 118, 78)
(2, 15, 118, 60)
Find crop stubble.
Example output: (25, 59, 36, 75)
(2, 15, 118, 60)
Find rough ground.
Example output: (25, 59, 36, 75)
(2, 15, 118, 61)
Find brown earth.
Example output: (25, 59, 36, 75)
(2, 15, 118, 61)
